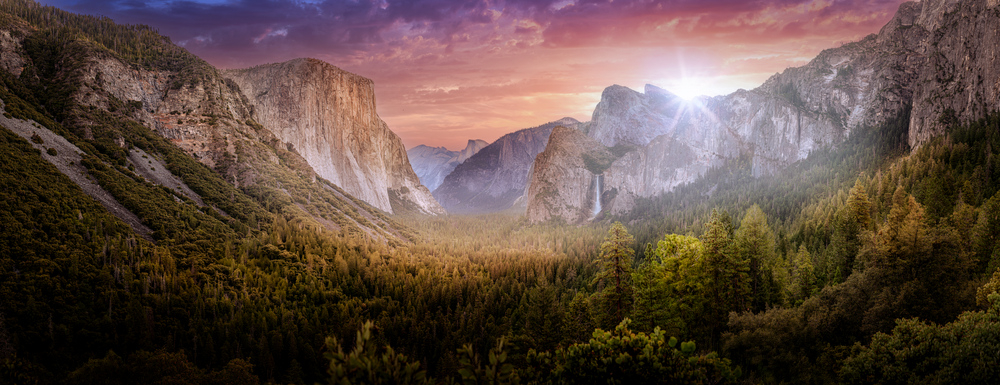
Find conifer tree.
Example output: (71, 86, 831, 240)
(735, 205, 780, 311)
(632, 234, 708, 339)
(786, 244, 814, 305)
(702, 209, 749, 347)
(595, 221, 635, 328)
(835, 178, 873, 275)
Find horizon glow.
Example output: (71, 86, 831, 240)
(37, 0, 906, 151)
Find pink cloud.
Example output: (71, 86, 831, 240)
(39, 0, 907, 150)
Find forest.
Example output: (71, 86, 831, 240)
(2, 0, 1000, 383)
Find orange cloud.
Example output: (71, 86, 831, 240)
(39, 0, 907, 150)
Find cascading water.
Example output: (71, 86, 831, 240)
(591, 174, 603, 219)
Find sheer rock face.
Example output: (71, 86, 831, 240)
(408, 139, 488, 191)
(223, 58, 444, 215)
(434, 117, 580, 214)
(0, 30, 25, 76)
(909, 0, 1000, 146)
(528, 1, 968, 222)
(75, 50, 277, 184)
(588, 85, 679, 147)
(603, 134, 704, 215)
(75, 53, 444, 215)
(526, 126, 609, 223)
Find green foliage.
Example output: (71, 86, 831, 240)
(777, 81, 804, 108)
(595, 222, 635, 328)
(735, 205, 782, 311)
(0, 0, 213, 80)
(702, 210, 749, 348)
(785, 244, 815, 305)
(456, 337, 518, 385)
(1, 127, 602, 382)
(623, 106, 911, 262)
(523, 318, 740, 384)
(582, 151, 614, 175)
(583, 145, 633, 174)
(81, 154, 236, 241)
(972, 192, 1000, 273)
(828, 178, 873, 278)
(631, 234, 707, 339)
(0, 127, 136, 376)
(66, 350, 258, 385)
(325, 321, 431, 385)
(521, 284, 567, 352)
(855, 188, 971, 334)
(841, 296, 1000, 384)
(977, 269, 1000, 308)
(725, 189, 974, 382)
(12, 1, 1000, 383)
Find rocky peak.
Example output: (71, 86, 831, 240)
(879, 1, 922, 38)
(588, 85, 680, 147)
(643, 84, 677, 99)
(407, 139, 488, 191)
(224, 58, 444, 215)
(526, 125, 611, 223)
(527, 0, 956, 222)
(433, 117, 580, 213)
(456, 139, 489, 163)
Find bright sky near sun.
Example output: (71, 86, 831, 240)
(38, 0, 906, 150)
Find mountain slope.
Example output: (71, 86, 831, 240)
(526, 0, 970, 223)
(0, 1, 430, 381)
(526, 126, 612, 223)
(433, 117, 579, 214)
(223, 59, 444, 215)
(0, 1, 417, 239)
(408, 139, 488, 191)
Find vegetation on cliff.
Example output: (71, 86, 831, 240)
(4, 0, 1000, 384)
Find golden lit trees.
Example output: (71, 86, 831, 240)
(595, 221, 635, 328)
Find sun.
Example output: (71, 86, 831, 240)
(664, 77, 704, 101)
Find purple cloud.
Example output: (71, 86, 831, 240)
(32, 0, 907, 149)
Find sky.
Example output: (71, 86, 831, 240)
(37, 0, 907, 150)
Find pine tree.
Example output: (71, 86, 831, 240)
(702, 209, 749, 348)
(735, 205, 779, 311)
(595, 221, 635, 328)
(787, 244, 814, 305)
(632, 234, 708, 339)
(833, 178, 872, 277)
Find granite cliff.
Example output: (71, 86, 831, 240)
(528, 0, 1000, 223)
(526, 126, 611, 223)
(408, 139, 488, 191)
(0, 7, 424, 240)
(224, 59, 444, 215)
(434, 117, 580, 214)
(908, 0, 1000, 145)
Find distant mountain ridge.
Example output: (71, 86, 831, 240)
(407, 139, 488, 191)
(527, 0, 998, 223)
(433, 117, 580, 214)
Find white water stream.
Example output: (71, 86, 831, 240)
(591, 174, 603, 219)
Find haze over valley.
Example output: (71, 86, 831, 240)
(4, 0, 1000, 384)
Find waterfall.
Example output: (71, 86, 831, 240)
(591, 174, 603, 219)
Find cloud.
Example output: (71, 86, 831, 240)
(36, 0, 907, 149)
